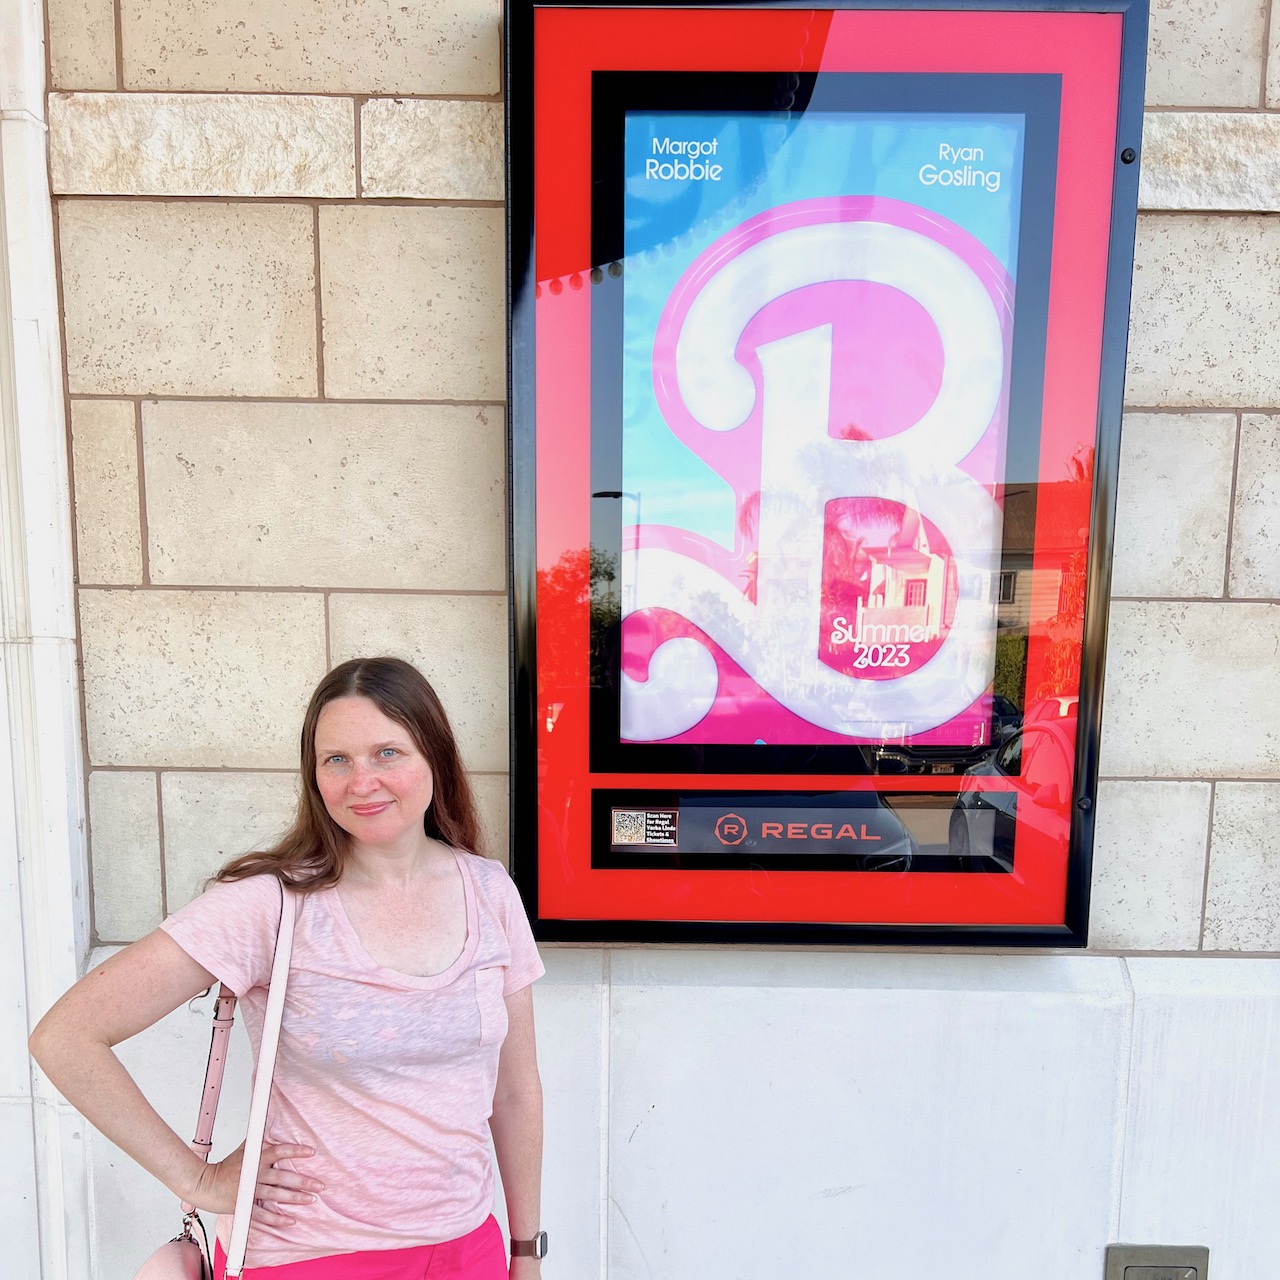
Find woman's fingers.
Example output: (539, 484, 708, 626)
(258, 1167, 323, 1195)
(255, 1167, 319, 1203)
(260, 1142, 314, 1165)
(250, 1200, 297, 1228)
(257, 1143, 324, 1195)
(256, 1182, 316, 1205)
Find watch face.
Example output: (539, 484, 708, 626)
(535, 1231, 548, 1259)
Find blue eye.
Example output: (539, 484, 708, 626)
(324, 754, 347, 766)
(378, 748, 399, 759)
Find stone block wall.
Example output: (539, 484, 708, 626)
(47, 0, 508, 942)
(45, 0, 1280, 950)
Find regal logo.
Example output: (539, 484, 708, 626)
(619, 197, 1010, 745)
(712, 813, 884, 845)
(713, 813, 748, 846)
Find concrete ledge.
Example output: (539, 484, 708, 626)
(1122, 958, 1280, 1277)
(78, 951, 1280, 1280)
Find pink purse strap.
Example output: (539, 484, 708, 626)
(180, 985, 238, 1215)
(181, 881, 297, 1278)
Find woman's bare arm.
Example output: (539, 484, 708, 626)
(490, 985, 544, 1276)
(28, 929, 320, 1221)
(29, 929, 226, 1202)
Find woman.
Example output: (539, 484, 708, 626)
(30, 656, 546, 1279)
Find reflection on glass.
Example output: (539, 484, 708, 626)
(617, 107, 1018, 746)
(581, 69, 1082, 871)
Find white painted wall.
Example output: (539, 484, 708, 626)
(0, 0, 91, 1276)
(86, 949, 1280, 1280)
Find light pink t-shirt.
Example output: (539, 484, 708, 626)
(160, 850, 544, 1267)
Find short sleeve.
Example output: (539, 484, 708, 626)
(159, 875, 285, 997)
(493, 870, 545, 996)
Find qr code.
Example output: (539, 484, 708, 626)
(612, 810, 647, 844)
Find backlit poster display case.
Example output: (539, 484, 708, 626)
(506, 0, 1147, 945)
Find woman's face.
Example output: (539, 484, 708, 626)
(314, 696, 435, 852)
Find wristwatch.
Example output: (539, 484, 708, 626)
(510, 1231, 549, 1259)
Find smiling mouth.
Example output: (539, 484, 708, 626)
(349, 802, 392, 816)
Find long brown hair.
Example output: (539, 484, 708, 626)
(216, 657, 483, 891)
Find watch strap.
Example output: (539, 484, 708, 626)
(510, 1231, 548, 1259)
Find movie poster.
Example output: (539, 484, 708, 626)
(618, 107, 1022, 750)
(511, 1, 1146, 944)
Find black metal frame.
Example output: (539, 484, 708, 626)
(505, 0, 1149, 948)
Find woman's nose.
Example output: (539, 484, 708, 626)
(349, 762, 380, 795)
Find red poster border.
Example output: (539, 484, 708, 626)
(514, 2, 1143, 941)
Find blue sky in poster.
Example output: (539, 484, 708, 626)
(620, 110, 1025, 545)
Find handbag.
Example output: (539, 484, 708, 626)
(135, 882, 297, 1280)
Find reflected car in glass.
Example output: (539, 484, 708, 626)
(948, 713, 1076, 871)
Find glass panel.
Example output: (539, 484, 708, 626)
(522, 2, 1131, 937)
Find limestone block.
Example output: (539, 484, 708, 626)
(1228, 416, 1280, 597)
(70, 399, 143, 585)
(59, 200, 317, 397)
(120, 0, 500, 95)
(1269, 20, 1280, 107)
(1146, 0, 1267, 107)
(1126, 215, 1280, 408)
(89, 771, 163, 941)
(79, 588, 326, 767)
(470, 773, 509, 866)
(1089, 780, 1210, 951)
(1099, 601, 1280, 777)
(320, 205, 503, 400)
(47, 0, 117, 91)
(1204, 783, 1280, 950)
(1111, 413, 1235, 597)
(1140, 112, 1280, 211)
(141, 400, 505, 590)
(161, 771, 300, 909)
(49, 93, 355, 198)
(361, 99, 503, 201)
(328, 594, 509, 773)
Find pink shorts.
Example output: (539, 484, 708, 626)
(212, 1215, 506, 1279)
